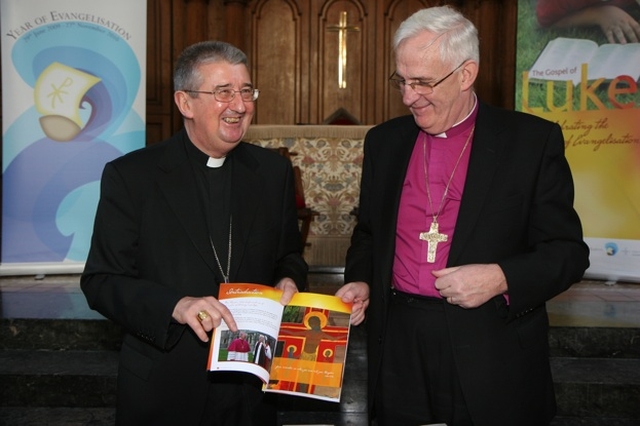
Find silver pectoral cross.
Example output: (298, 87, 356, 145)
(419, 221, 448, 263)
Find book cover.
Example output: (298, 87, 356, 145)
(207, 283, 352, 402)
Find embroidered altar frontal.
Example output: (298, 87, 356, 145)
(244, 125, 372, 267)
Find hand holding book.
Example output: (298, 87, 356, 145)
(207, 283, 353, 402)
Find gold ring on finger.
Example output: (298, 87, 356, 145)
(197, 310, 209, 322)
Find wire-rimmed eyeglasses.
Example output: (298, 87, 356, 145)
(389, 61, 466, 95)
(184, 87, 259, 102)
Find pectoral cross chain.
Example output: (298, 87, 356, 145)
(419, 221, 448, 263)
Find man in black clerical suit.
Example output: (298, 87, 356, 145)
(336, 5, 590, 426)
(252, 335, 271, 369)
(81, 41, 307, 426)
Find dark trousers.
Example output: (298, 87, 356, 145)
(373, 290, 474, 426)
(199, 373, 276, 426)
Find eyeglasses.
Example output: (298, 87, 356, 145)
(184, 87, 259, 102)
(389, 61, 466, 95)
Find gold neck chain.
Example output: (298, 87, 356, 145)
(418, 126, 474, 263)
(422, 126, 475, 224)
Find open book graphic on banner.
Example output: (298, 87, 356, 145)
(207, 283, 352, 402)
(528, 37, 640, 85)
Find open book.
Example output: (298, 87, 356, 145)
(207, 283, 352, 402)
(528, 37, 640, 85)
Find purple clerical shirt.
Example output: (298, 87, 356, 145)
(392, 101, 478, 298)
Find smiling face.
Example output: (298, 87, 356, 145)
(395, 31, 477, 135)
(174, 61, 255, 158)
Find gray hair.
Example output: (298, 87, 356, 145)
(393, 6, 479, 67)
(173, 40, 249, 92)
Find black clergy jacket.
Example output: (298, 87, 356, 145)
(344, 101, 590, 426)
(81, 128, 307, 425)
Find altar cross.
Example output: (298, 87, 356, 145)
(326, 11, 360, 89)
(419, 221, 448, 263)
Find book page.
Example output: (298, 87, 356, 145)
(587, 43, 640, 82)
(529, 37, 598, 84)
(265, 292, 352, 402)
(207, 283, 285, 384)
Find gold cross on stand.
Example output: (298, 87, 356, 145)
(326, 11, 360, 89)
(419, 221, 448, 263)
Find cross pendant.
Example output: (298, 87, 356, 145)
(419, 221, 448, 263)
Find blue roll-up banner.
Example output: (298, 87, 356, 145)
(1, 0, 146, 275)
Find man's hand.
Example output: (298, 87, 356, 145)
(433, 264, 507, 309)
(172, 296, 237, 342)
(335, 281, 370, 325)
(275, 277, 299, 305)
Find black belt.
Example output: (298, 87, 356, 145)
(390, 288, 443, 307)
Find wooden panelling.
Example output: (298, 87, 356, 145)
(251, 0, 303, 124)
(245, 0, 517, 126)
(146, 115, 173, 146)
(461, 0, 517, 110)
(316, 1, 367, 124)
(146, 0, 178, 145)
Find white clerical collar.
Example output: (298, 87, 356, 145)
(434, 93, 478, 139)
(206, 157, 226, 168)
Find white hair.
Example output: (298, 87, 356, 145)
(393, 6, 479, 67)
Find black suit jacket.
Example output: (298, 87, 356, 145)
(345, 102, 589, 426)
(81, 129, 308, 425)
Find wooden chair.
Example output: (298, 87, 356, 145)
(271, 147, 318, 248)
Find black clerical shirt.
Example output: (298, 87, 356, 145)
(185, 139, 232, 283)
